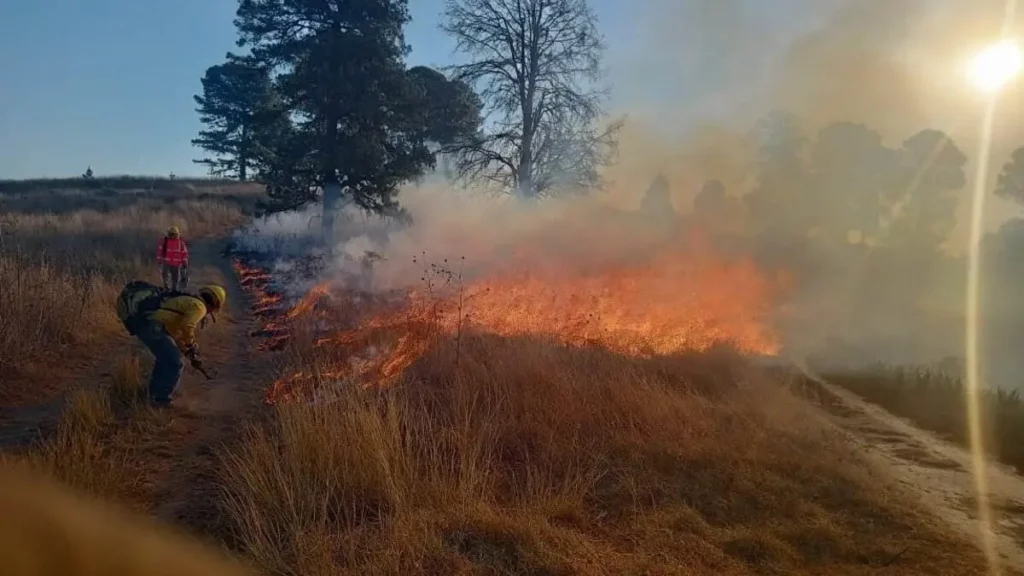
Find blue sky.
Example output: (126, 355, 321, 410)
(0, 0, 828, 179)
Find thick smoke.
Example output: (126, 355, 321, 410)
(612, 0, 1024, 381)
(765, 0, 1024, 381)
(622, 0, 1024, 232)
(236, 176, 687, 294)
(238, 0, 1024, 386)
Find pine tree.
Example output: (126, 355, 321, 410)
(192, 54, 283, 181)
(233, 0, 481, 237)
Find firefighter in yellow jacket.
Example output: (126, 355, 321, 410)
(116, 282, 227, 408)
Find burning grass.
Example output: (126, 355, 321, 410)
(235, 229, 785, 404)
(225, 241, 987, 573)
(219, 334, 986, 575)
(2, 355, 160, 509)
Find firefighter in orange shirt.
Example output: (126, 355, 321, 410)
(157, 226, 189, 290)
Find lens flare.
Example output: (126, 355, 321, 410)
(968, 40, 1023, 93)
(965, 3, 1019, 574)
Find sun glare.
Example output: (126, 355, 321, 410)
(968, 40, 1023, 93)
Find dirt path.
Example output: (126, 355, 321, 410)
(798, 362, 1024, 573)
(0, 338, 133, 450)
(145, 239, 273, 534)
(0, 396, 67, 449)
(0, 236, 272, 534)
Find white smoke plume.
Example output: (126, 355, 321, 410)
(233, 174, 686, 297)
(233, 0, 1024, 387)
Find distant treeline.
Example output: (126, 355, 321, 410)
(0, 175, 240, 194)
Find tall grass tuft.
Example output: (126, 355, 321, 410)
(219, 334, 985, 575)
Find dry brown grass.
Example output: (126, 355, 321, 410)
(0, 187, 257, 403)
(219, 334, 987, 575)
(8, 355, 164, 507)
(0, 183, 993, 575)
(0, 184, 265, 573)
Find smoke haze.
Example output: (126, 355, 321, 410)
(237, 0, 1024, 387)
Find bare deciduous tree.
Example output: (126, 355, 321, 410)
(442, 0, 620, 198)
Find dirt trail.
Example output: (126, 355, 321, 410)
(0, 236, 272, 533)
(799, 363, 1024, 573)
(0, 396, 67, 449)
(147, 239, 272, 533)
(0, 340, 130, 449)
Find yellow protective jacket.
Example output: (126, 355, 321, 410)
(148, 295, 207, 352)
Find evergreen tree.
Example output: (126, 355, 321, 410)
(192, 54, 283, 181)
(745, 111, 810, 238)
(996, 146, 1024, 204)
(887, 129, 966, 250)
(234, 0, 480, 237)
(806, 121, 897, 244)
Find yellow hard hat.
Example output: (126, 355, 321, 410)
(199, 285, 226, 311)
(167, 226, 180, 237)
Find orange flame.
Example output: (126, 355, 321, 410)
(249, 229, 787, 405)
(285, 283, 330, 319)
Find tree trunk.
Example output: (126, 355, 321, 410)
(517, 86, 535, 196)
(516, 4, 542, 199)
(517, 158, 533, 197)
(239, 126, 249, 181)
(320, 106, 341, 246)
(322, 176, 342, 245)
(517, 84, 535, 197)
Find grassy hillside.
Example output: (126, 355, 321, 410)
(0, 175, 238, 194)
(216, 321, 987, 574)
(0, 183, 995, 575)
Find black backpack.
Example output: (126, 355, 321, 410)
(116, 280, 198, 336)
